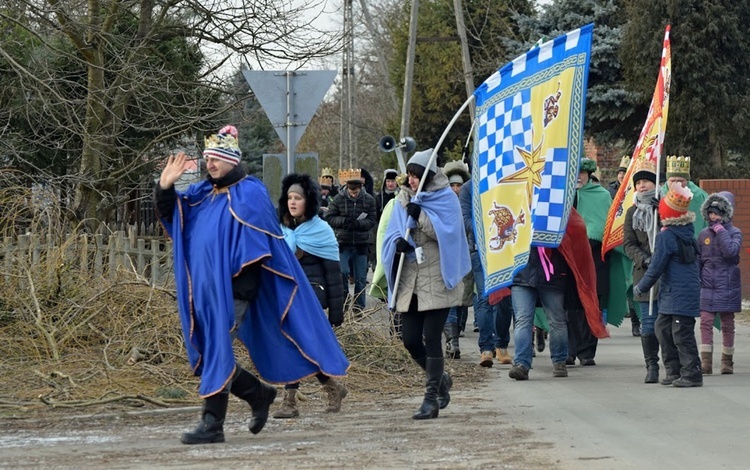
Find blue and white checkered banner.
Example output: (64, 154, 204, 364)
(472, 24, 593, 294)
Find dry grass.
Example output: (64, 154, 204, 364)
(0, 176, 488, 414)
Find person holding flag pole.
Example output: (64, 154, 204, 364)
(381, 121, 471, 419)
(604, 26, 679, 384)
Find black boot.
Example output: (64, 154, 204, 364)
(413, 357, 442, 420)
(230, 367, 277, 434)
(641, 334, 660, 383)
(181, 392, 228, 444)
(412, 355, 449, 408)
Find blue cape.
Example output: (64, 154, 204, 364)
(281, 216, 340, 261)
(382, 187, 471, 303)
(161, 176, 349, 396)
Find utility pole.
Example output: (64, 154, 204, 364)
(340, 0, 356, 169)
(453, 0, 475, 121)
(400, 0, 419, 141)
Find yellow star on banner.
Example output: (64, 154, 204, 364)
(504, 139, 546, 207)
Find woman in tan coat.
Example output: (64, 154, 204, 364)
(382, 149, 471, 420)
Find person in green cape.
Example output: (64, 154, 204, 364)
(566, 158, 629, 365)
(660, 156, 708, 238)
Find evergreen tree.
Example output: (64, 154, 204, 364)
(508, 0, 644, 148)
(621, 0, 750, 177)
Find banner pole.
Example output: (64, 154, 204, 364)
(389, 95, 476, 310)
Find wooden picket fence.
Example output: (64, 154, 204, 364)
(1, 230, 173, 286)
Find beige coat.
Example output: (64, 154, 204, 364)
(393, 171, 464, 313)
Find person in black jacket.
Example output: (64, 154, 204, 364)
(326, 170, 378, 311)
(273, 173, 348, 419)
(508, 246, 571, 380)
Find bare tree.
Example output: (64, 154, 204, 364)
(0, 0, 342, 227)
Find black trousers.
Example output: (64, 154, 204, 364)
(655, 314, 701, 381)
(566, 308, 598, 360)
(401, 295, 450, 359)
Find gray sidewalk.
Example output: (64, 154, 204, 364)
(455, 316, 750, 469)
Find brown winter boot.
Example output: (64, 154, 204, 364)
(700, 347, 712, 375)
(322, 378, 348, 412)
(272, 389, 299, 419)
(721, 348, 734, 374)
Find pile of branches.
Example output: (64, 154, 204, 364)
(0, 177, 487, 413)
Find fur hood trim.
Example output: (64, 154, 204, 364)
(701, 191, 734, 223)
(661, 211, 696, 227)
(279, 173, 320, 223)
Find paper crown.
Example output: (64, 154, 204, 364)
(659, 182, 693, 220)
(617, 155, 631, 171)
(319, 168, 335, 187)
(631, 157, 657, 184)
(339, 168, 362, 186)
(203, 125, 241, 165)
(666, 155, 691, 179)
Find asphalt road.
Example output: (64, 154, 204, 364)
(459, 316, 750, 469)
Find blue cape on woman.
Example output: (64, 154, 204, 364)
(160, 176, 349, 397)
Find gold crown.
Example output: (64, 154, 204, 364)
(204, 133, 240, 151)
(631, 156, 656, 175)
(618, 155, 631, 170)
(320, 167, 335, 186)
(666, 155, 691, 178)
(339, 168, 362, 186)
(664, 182, 693, 213)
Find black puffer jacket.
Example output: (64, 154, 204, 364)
(326, 188, 377, 247)
(512, 246, 570, 291)
(279, 173, 344, 326)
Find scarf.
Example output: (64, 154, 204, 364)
(382, 187, 471, 297)
(576, 182, 612, 241)
(632, 189, 656, 248)
(281, 216, 340, 261)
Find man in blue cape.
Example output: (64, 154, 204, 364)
(155, 125, 349, 445)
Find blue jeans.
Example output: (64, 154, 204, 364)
(340, 246, 368, 310)
(638, 301, 658, 335)
(446, 306, 459, 325)
(511, 285, 568, 369)
(471, 251, 495, 352)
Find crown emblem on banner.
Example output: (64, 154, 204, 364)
(339, 168, 362, 186)
(666, 155, 691, 178)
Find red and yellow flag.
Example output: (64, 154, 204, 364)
(602, 26, 671, 256)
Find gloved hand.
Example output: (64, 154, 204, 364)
(633, 285, 643, 297)
(395, 237, 415, 253)
(406, 203, 421, 220)
(712, 223, 725, 233)
(649, 197, 660, 210)
(348, 218, 359, 229)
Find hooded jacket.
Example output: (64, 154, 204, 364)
(375, 169, 399, 219)
(697, 191, 743, 313)
(636, 212, 700, 316)
(279, 174, 344, 326)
